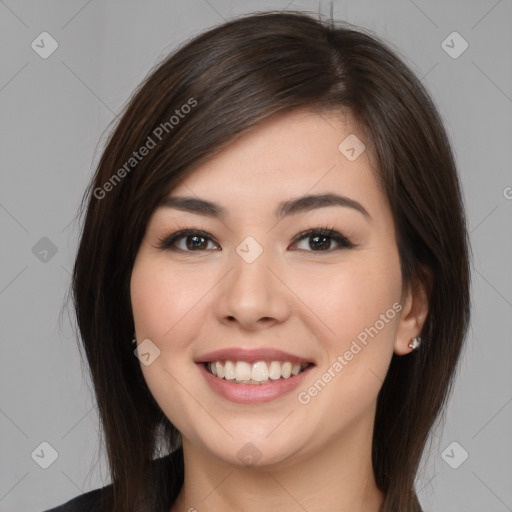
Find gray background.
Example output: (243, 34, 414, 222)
(1, 1, 511, 511)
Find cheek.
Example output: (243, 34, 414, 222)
(130, 256, 209, 343)
(305, 248, 402, 397)
(312, 253, 401, 339)
(130, 258, 209, 434)
(130, 262, 170, 338)
(297, 258, 401, 427)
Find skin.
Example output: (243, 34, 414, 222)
(130, 108, 429, 512)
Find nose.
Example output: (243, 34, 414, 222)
(214, 245, 291, 331)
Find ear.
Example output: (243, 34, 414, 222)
(394, 271, 430, 356)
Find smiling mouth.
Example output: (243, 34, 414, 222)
(204, 360, 313, 385)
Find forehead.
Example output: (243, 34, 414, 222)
(168, 108, 383, 215)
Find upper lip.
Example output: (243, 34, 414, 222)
(195, 348, 314, 365)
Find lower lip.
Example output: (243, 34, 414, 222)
(197, 363, 313, 404)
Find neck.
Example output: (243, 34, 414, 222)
(170, 409, 384, 512)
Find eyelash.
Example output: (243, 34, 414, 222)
(156, 223, 356, 254)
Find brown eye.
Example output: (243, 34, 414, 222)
(158, 229, 220, 251)
(157, 227, 355, 253)
(290, 228, 355, 252)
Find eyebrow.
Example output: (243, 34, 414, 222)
(159, 193, 371, 221)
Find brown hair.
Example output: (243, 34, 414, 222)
(70, 10, 471, 511)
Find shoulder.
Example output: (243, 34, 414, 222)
(42, 485, 109, 512)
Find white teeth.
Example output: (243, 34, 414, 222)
(268, 361, 282, 380)
(206, 360, 309, 384)
(251, 361, 269, 381)
(281, 362, 292, 379)
(224, 360, 236, 380)
(235, 361, 252, 381)
(215, 361, 225, 378)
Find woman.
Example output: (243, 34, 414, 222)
(46, 10, 470, 512)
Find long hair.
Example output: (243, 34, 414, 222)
(70, 10, 471, 511)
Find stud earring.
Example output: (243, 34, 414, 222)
(408, 336, 421, 350)
(131, 336, 137, 347)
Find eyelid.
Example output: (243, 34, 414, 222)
(155, 224, 356, 252)
(291, 226, 355, 250)
(155, 225, 219, 251)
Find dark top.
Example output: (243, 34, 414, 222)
(43, 487, 105, 512)
(43, 448, 183, 511)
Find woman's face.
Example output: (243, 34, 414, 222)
(130, 108, 423, 468)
